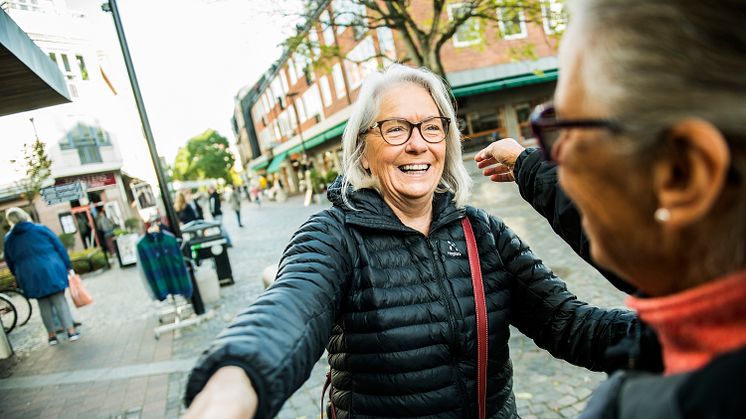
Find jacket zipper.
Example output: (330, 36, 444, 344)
(428, 237, 472, 418)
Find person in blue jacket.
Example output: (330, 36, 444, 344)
(4, 207, 80, 345)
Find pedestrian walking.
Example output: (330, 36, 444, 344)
(183, 65, 642, 419)
(95, 207, 115, 256)
(207, 185, 222, 222)
(478, 0, 746, 416)
(226, 185, 243, 227)
(3, 207, 81, 345)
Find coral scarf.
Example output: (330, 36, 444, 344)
(627, 270, 746, 375)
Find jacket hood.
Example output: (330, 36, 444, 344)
(9, 221, 34, 234)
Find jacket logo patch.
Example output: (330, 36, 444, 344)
(447, 240, 463, 257)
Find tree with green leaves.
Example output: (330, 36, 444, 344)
(14, 129, 53, 220)
(286, 0, 566, 77)
(172, 130, 236, 184)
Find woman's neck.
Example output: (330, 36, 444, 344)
(383, 193, 433, 236)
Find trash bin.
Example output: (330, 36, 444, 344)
(181, 220, 234, 286)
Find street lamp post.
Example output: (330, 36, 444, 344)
(102, 0, 204, 314)
(101, 0, 181, 238)
(287, 92, 313, 206)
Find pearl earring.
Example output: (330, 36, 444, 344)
(654, 208, 671, 223)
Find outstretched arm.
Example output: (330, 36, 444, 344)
(184, 210, 354, 418)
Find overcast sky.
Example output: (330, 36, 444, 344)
(1, 0, 301, 184)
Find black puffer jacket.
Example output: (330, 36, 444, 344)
(185, 179, 636, 418)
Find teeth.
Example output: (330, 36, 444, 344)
(399, 164, 429, 172)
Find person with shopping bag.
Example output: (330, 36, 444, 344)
(183, 65, 652, 419)
(3, 207, 82, 345)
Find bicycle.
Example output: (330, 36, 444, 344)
(0, 288, 32, 332)
(0, 293, 17, 333)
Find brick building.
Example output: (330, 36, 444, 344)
(232, 0, 564, 194)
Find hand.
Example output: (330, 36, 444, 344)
(183, 366, 258, 419)
(474, 138, 526, 183)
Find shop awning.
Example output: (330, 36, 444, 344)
(249, 157, 269, 171)
(452, 69, 558, 99)
(0, 9, 71, 117)
(266, 151, 289, 174)
(287, 121, 347, 155)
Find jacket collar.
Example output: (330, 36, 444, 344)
(327, 177, 464, 235)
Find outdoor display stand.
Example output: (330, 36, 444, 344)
(181, 221, 234, 286)
(136, 225, 210, 339)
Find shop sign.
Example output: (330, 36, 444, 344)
(56, 173, 116, 189)
(40, 182, 86, 205)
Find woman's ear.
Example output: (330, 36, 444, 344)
(652, 119, 730, 228)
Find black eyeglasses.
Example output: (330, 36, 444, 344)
(530, 103, 623, 161)
(366, 116, 451, 146)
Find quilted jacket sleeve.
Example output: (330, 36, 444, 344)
(184, 209, 354, 418)
(513, 148, 636, 295)
(487, 215, 636, 373)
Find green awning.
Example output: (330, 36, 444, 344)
(288, 121, 346, 155)
(266, 151, 289, 174)
(452, 69, 558, 98)
(249, 159, 269, 171)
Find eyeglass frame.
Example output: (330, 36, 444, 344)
(364, 116, 452, 146)
(530, 103, 624, 161)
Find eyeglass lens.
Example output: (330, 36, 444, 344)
(534, 106, 561, 158)
(380, 117, 447, 145)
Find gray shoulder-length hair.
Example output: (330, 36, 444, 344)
(340, 64, 471, 208)
(6, 207, 31, 227)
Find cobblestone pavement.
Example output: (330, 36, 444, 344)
(0, 159, 629, 418)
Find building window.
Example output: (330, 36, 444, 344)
(332, 63, 346, 99)
(77, 145, 102, 164)
(376, 27, 396, 62)
(75, 55, 89, 80)
(447, 3, 481, 48)
(308, 28, 321, 57)
(497, 7, 527, 40)
(344, 36, 377, 90)
(333, 0, 362, 35)
(319, 76, 333, 107)
(542, 0, 567, 34)
(288, 58, 298, 85)
(468, 108, 503, 135)
(303, 85, 324, 120)
(321, 11, 335, 45)
(61, 53, 72, 73)
(280, 70, 289, 93)
(48, 52, 57, 64)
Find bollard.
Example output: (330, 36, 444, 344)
(0, 318, 14, 360)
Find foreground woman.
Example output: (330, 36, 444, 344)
(184, 64, 639, 418)
(479, 0, 746, 416)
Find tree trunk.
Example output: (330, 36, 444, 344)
(419, 44, 446, 78)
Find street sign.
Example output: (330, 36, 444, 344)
(40, 182, 86, 205)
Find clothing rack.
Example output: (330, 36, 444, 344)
(154, 294, 211, 339)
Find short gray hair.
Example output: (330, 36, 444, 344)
(6, 207, 30, 226)
(340, 64, 471, 208)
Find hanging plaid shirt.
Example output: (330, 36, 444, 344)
(136, 231, 192, 301)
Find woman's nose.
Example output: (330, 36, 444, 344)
(405, 128, 429, 153)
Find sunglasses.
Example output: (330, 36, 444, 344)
(530, 103, 623, 161)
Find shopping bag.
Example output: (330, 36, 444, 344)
(69, 273, 93, 308)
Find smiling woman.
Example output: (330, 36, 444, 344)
(183, 64, 647, 419)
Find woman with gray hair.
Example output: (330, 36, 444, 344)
(184, 64, 639, 419)
(3, 207, 80, 345)
(477, 0, 746, 416)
